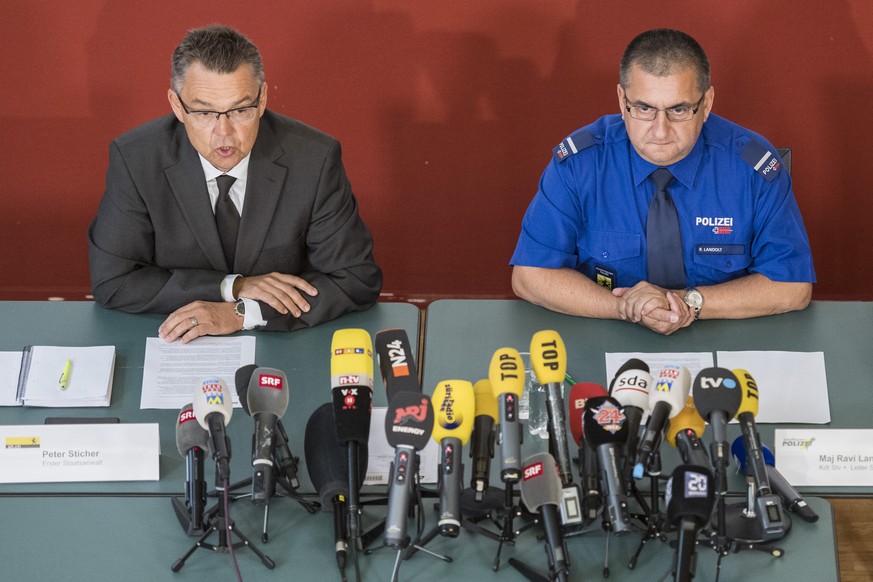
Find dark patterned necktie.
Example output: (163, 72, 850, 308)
(215, 174, 239, 269)
(646, 168, 686, 289)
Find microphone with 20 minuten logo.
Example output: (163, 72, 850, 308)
(666, 464, 716, 582)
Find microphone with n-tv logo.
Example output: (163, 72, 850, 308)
(384, 391, 434, 549)
(245, 367, 290, 505)
(172, 403, 208, 535)
(192, 377, 233, 483)
(431, 380, 475, 537)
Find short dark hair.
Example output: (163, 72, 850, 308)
(619, 29, 710, 93)
(171, 24, 264, 92)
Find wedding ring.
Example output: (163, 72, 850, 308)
(190, 316, 199, 327)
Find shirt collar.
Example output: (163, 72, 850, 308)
(629, 129, 705, 190)
(199, 153, 251, 183)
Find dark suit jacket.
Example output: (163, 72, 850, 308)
(88, 110, 382, 331)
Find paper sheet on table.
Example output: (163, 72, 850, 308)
(0, 352, 24, 406)
(716, 351, 829, 423)
(140, 336, 256, 409)
(605, 352, 714, 388)
(363, 407, 439, 485)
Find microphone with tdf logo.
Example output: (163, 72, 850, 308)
(431, 380, 475, 537)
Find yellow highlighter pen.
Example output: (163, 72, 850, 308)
(59, 358, 72, 390)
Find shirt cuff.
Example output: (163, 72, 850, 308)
(241, 298, 267, 330)
(220, 275, 240, 302)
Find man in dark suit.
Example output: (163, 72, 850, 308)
(89, 25, 382, 343)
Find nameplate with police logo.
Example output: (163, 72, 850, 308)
(0, 423, 159, 483)
(774, 429, 873, 486)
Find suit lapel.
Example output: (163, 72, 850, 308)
(165, 126, 229, 271)
(235, 118, 287, 274)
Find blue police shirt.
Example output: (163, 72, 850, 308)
(510, 113, 816, 289)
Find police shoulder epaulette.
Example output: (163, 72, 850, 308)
(738, 137, 782, 182)
(553, 129, 598, 162)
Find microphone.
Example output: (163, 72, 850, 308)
(331, 329, 374, 540)
(609, 360, 652, 480)
(520, 453, 570, 582)
(732, 368, 772, 496)
(665, 397, 710, 469)
(636, 364, 690, 478)
(305, 403, 369, 575)
(568, 382, 608, 521)
(489, 347, 525, 482)
(244, 367, 290, 505)
(431, 379, 475, 537)
(236, 365, 300, 494)
(583, 395, 633, 534)
(172, 403, 208, 535)
(530, 330, 574, 488)
(469, 379, 497, 500)
(666, 465, 716, 582)
(692, 368, 742, 481)
(192, 377, 233, 483)
(384, 390, 434, 549)
(375, 328, 420, 400)
(731, 438, 818, 523)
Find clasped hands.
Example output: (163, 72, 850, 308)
(612, 281, 694, 335)
(158, 273, 318, 344)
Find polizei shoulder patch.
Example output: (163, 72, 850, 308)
(553, 129, 598, 162)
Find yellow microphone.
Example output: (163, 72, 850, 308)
(733, 369, 771, 496)
(489, 348, 524, 482)
(431, 380, 475, 536)
(530, 330, 574, 488)
(665, 396, 710, 468)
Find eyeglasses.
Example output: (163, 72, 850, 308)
(623, 93, 705, 123)
(175, 86, 262, 129)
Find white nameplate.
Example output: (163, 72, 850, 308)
(774, 429, 873, 487)
(0, 423, 160, 483)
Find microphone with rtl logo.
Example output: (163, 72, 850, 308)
(172, 403, 209, 536)
(431, 379, 475, 537)
(383, 390, 434, 549)
(375, 328, 420, 400)
(330, 328, 374, 542)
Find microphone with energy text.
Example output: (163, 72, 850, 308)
(245, 367, 290, 505)
(609, 360, 652, 480)
(305, 402, 369, 577)
(666, 464, 715, 582)
(568, 382, 608, 522)
(375, 328, 420, 400)
(489, 347, 525, 483)
(192, 377, 233, 483)
(665, 397, 710, 469)
(431, 379, 475, 537)
(331, 328, 375, 542)
(469, 379, 497, 501)
(692, 367, 742, 490)
(384, 390, 434, 549)
(530, 330, 574, 489)
(583, 395, 633, 534)
(519, 453, 570, 582)
(636, 364, 691, 478)
(173, 403, 209, 536)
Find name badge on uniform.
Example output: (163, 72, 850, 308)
(594, 265, 616, 290)
(696, 244, 745, 255)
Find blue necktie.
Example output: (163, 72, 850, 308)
(215, 174, 239, 269)
(646, 168, 686, 289)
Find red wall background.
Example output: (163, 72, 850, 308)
(2, 1, 871, 301)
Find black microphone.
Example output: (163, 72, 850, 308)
(245, 367, 290, 505)
(731, 438, 818, 523)
(568, 382, 608, 521)
(192, 377, 233, 483)
(172, 403, 208, 535)
(305, 402, 369, 575)
(583, 395, 633, 535)
(375, 328, 420, 400)
(520, 453, 570, 582)
(692, 368, 742, 489)
(666, 465, 716, 582)
(237, 365, 301, 491)
(384, 390, 434, 549)
(469, 379, 497, 500)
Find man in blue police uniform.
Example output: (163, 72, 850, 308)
(510, 29, 814, 335)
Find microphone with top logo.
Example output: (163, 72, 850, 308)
(192, 377, 233, 483)
(489, 348, 525, 483)
(172, 403, 209, 536)
(519, 453, 570, 582)
(469, 379, 497, 501)
(384, 390, 434, 549)
(431, 379, 475, 537)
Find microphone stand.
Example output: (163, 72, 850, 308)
(628, 451, 668, 570)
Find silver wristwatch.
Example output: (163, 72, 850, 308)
(683, 288, 703, 321)
(233, 298, 246, 319)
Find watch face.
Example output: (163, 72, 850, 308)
(234, 300, 245, 317)
(685, 290, 703, 308)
